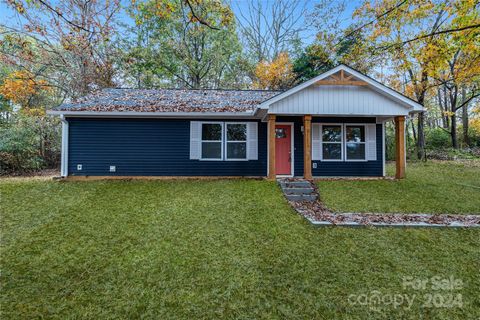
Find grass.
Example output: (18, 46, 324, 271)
(317, 161, 480, 214)
(1, 177, 479, 319)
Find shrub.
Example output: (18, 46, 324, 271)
(466, 127, 480, 147)
(425, 127, 451, 149)
(0, 113, 61, 174)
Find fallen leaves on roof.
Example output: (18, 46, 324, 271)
(55, 88, 282, 113)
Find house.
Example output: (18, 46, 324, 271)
(48, 65, 424, 180)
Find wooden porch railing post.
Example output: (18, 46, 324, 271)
(303, 115, 312, 180)
(395, 116, 406, 179)
(268, 114, 276, 180)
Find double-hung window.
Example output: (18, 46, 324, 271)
(313, 123, 375, 162)
(201, 122, 223, 160)
(226, 123, 247, 160)
(321, 125, 343, 160)
(199, 122, 249, 160)
(345, 125, 366, 160)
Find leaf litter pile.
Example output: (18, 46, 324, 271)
(287, 181, 480, 227)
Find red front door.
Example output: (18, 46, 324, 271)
(275, 125, 292, 175)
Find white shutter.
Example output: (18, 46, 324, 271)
(312, 123, 321, 160)
(190, 121, 201, 159)
(247, 122, 258, 160)
(366, 124, 377, 161)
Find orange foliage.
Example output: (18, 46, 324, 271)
(254, 52, 296, 90)
(471, 105, 480, 134)
(0, 70, 50, 108)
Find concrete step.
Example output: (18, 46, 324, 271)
(278, 178, 318, 202)
(285, 194, 318, 202)
(283, 187, 315, 195)
(280, 181, 311, 188)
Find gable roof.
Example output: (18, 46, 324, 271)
(258, 64, 424, 112)
(53, 88, 282, 113)
(49, 65, 423, 118)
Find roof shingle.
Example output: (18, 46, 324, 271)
(56, 88, 282, 113)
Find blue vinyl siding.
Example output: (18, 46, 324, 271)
(66, 116, 383, 177)
(67, 118, 267, 176)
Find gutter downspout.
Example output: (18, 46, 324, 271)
(60, 115, 69, 177)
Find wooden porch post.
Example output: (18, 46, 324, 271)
(303, 115, 312, 180)
(395, 116, 406, 179)
(268, 114, 276, 180)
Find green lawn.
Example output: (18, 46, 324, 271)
(318, 161, 480, 214)
(1, 177, 479, 319)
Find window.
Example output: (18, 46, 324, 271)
(226, 123, 247, 160)
(322, 125, 342, 160)
(198, 122, 250, 160)
(345, 125, 366, 160)
(313, 123, 374, 162)
(201, 123, 223, 160)
(275, 128, 287, 138)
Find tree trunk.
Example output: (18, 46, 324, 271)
(451, 113, 458, 148)
(411, 119, 417, 142)
(437, 87, 448, 128)
(444, 86, 450, 128)
(449, 85, 459, 149)
(461, 87, 469, 147)
(417, 112, 426, 160)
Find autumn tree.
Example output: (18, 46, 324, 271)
(353, 0, 479, 156)
(1, 0, 122, 99)
(426, 2, 480, 147)
(124, 0, 245, 89)
(254, 52, 296, 90)
(0, 70, 51, 109)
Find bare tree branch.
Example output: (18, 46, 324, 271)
(376, 23, 480, 51)
(184, 0, 220, 30)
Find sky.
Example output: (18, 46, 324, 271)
(0, 0, 362, 48)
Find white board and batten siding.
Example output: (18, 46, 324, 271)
(269, 85, 410, 116)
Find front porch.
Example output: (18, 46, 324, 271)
(266, 115, 406, 180)
(258, 65, 419, 180)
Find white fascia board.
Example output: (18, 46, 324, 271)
(47, 110, 259, 119)
(258, 64, 425, 112)
(266, 112, 410, 117)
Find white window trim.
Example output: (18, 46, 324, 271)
(344, 124, 368, 162)
(225, 122, 248, 161)
(200, 121, 224, 161)
(320, 123, 344, 162)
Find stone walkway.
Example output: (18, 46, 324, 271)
(278, 178, 480, 228)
